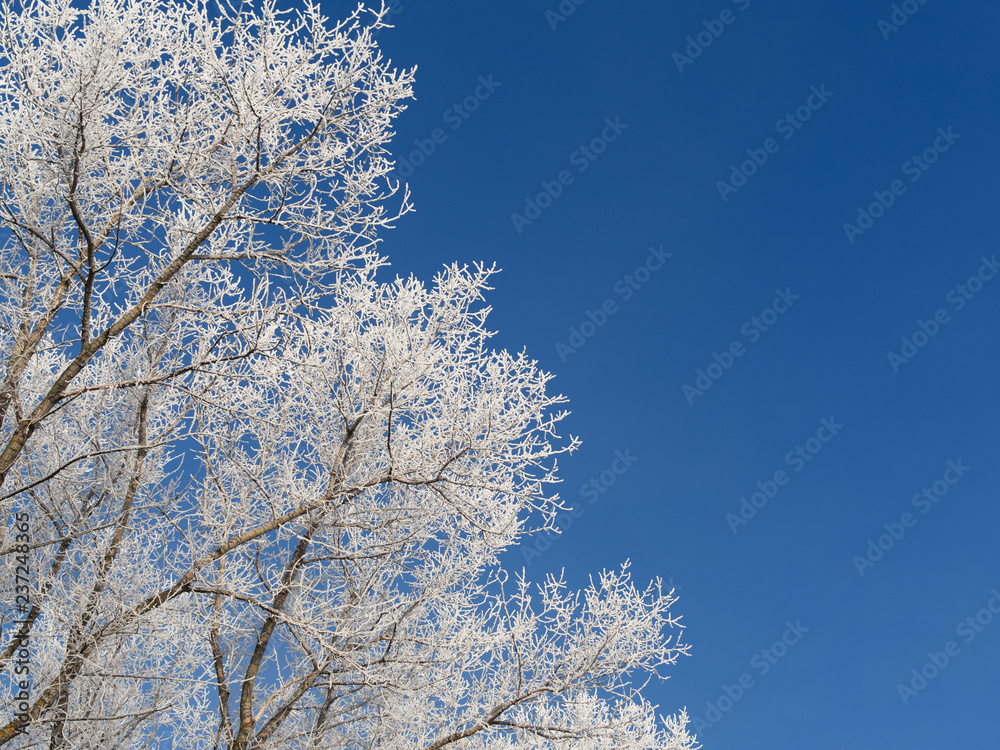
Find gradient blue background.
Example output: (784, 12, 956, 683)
(338, 1, 999, 747)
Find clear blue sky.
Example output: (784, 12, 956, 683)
(344, 1, 1000, 747)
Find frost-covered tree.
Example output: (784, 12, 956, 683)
(0, 0, 696, 747)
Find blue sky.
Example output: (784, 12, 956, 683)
(352, 1, 999, 747)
